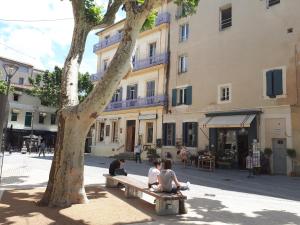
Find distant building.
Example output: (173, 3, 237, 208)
(0, 56, 57, 149)
(90, 2, 169, 157)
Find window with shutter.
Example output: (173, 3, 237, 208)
(218, 84, 232, 103)
(179, 23, 189, 42)
(186, 86, 192, 105)
(183, 122, 198, 147)
(220, 5, 232, 31)
(268, 0, 280, 7)
(172, 89, 177, 106)
(265, 69, 284, 98)
(146, 81, 155, 97)
(273, 69, 283, 96)
(163, 123, 176, 146)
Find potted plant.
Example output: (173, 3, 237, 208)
(287, 149, 297, 176)
(147, 147, 160, 163)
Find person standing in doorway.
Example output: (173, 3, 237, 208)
(246, 150, 254, 178)
(39, 140, 46, 157)
(134, 141, 142, 163)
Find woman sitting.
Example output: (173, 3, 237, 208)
(158, 159, 189, 193)
(148, 159, 162, 188)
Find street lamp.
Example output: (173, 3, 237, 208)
(3, 64, 19, 95)
(0, 63, 18, 182)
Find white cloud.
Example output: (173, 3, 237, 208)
(0, 0, 124, 73)
(0, 0, 73, 70)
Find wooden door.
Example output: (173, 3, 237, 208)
(126, 120, 136, 152)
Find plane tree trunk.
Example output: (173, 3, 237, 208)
(39, 0, 159, 207)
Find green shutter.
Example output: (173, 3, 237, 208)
(172, 89, 177, 106)
(25, 112, 32, 127)
(119, 87, 123, 101)
(273, 69, 283, 96)
(194, 122, 198, 147)
(182, 123, 187, 146)
(266, 70, 275, 98)
(172, 123, 176, 146)
(186, 86, 192, 105)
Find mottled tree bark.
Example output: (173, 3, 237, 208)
(39, 0, 161, 207)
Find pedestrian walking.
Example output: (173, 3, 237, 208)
(134, 142, 142, 163)
(39, 140, 46, 157)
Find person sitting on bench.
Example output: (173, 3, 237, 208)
(109, 159, 127, 176)
(148, 159, 162, 188)
(158, 159, 189, 193)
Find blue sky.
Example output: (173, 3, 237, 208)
(0, 0, 125, 74)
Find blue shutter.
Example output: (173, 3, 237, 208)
(194, 122, 198, 147)
(172, 89, 177, 106)
(172, 123, 176, 146)
(186, 86, 192, 105)
(273, 69, 283, 96)
(134, 84, 138, 99)
(126, 86, 130, 100)
(182, 123, 187, 146)
(163, 123, 167, 146)
(119, 87, 123, 101)
(266, 70, 275, 98)
(209, 128, 217, 151)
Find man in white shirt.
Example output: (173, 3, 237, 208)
(148, 159, 162, 188)
(134, 142, 142, 163)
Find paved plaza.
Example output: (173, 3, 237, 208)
(1, 153, 300, 225)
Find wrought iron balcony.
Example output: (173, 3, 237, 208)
(93, 32, 123, 53)
(155, 12, 171, 26)
(133, 52, 169, 71)
(93, 12, 170, 53)
(105, 95, 166, 111)
(91, 52, 169, 82)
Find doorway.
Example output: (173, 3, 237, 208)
(126, 120, 136, 152)
(237, 134, 248, 169)
(272, 138, 287, 175)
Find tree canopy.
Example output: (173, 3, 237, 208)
(28, 66, 93, 107)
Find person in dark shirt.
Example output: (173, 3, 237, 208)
(109, 159, 127, 176)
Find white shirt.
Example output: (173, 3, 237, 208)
(148, 167, 160, 184)
(134, 145, 142, 153)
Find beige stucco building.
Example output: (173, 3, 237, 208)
(90, 4, 170, 157)
(0, 56, 57, 149)
(162, 0, 300, 175)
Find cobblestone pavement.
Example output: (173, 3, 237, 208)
(1, 152, 300, 225)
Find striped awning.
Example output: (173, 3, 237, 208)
(200, 114, 256, 128)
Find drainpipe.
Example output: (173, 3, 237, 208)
(295, 44, 299, 106)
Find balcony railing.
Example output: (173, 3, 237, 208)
(155, 12, 171, 26)
(90, 72, 104, 82)
(91, 52, 169, 82)
(105, 95, 166, 111)
(93, 12, 170, 53)
(133, 52, 169, 71)
(93, 32, 123, 53)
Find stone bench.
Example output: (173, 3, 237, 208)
(103, 174, 187, 216)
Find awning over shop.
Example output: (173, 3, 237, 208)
(200, 114, 256, 128)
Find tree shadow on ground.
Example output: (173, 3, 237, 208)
(0, 186, 152, 225)
(0, 188, 88, 225)
(1, 176, 29, 185)
(106, 191, 300, 225)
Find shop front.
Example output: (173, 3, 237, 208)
(201, 111, 260, 169)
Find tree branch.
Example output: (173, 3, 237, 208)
(76, 0, 154, 120)
(91, 0, 124, 30)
